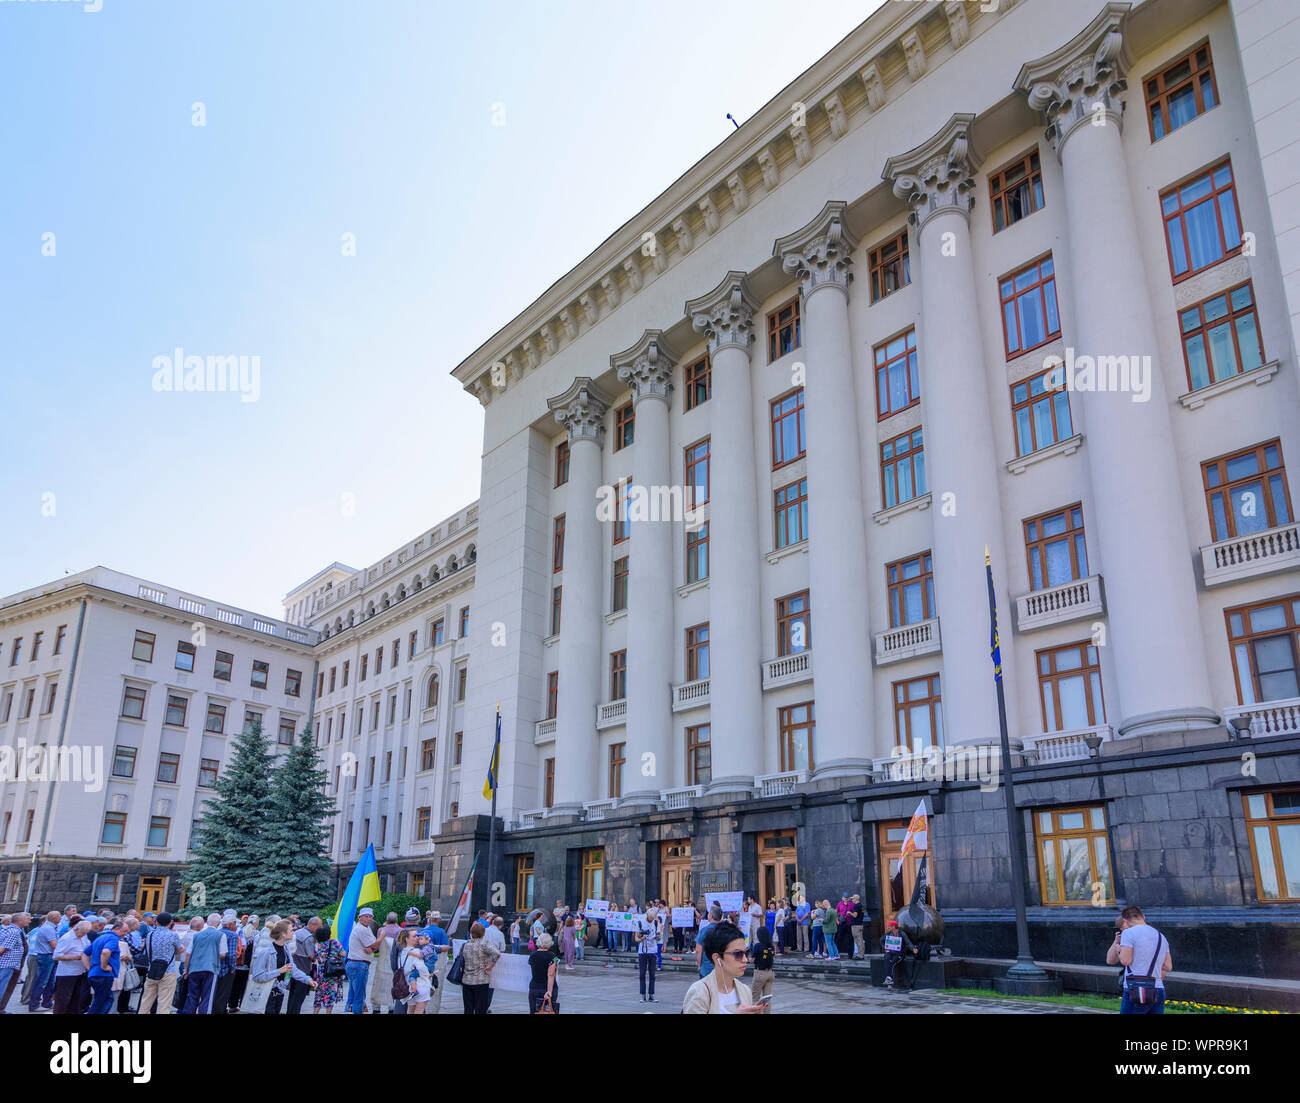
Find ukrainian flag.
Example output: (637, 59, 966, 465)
(334, 843, 381, 949)
(986, 546, 1002, 684)
(483, 705, 501, 800)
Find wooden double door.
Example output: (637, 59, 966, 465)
(660, 840, 693, 907)
(758, 829, 798, 908)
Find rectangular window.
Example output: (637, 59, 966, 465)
(409, 630, 419, 660)
(516, 854, 536, 910)
(392, 639, 399, 667)
(1037, 642, 1105, 732)
(1203, 440, 1291, 542)
(111, 746, 137, 778)
(42, 682, 57, 714)
(454, 730, 463, 764)
(881, 429, 926, 509)
(555, 440, 570, 487)
(19, 688, 34, 720)
(245, 709, 263, 734)
(546, 672, 558, 720)
(686, 623, 710, 681)
(684, 355, 711, 411)
(990, 149, 1045, 232)
(610, 650, 627, 701)
(421, 738, 437, 771)
(415, 806, 432, 840)
(544, 758, 555, 808)
(385, 750, 392, 780)
(1024, 505, 1089, 590)
(431, 620, 444, 647)
(214, 650, 233, 681)
(344, 822, 353, 850)
(157, 752, 180, 783)
(199, 758, 219, 787)
(375, 648, 383, 676)
(893, 674, 943, 752)
(456, 667, 467, 702)
(1000, 255, 1060, 358)
(874, 328, 920, 418)
(614, 402, 635, 450)
(685, 524, 709, 584)
(613, 479, 631, 545)
(400, 747, 407, 776)
(367, 758, 375, 786)
(329, 667, 337, 693)
(361, 655, 368, 681)
(1180, 281, 1265, 392)
(869, 229, 910, 302)
(278, 717, 295, 744)
(553, 515, 565, 572)
(612, 557, 629, 612)
(165, 694, 188, 727)
(1243, 790, 1300, 902)
(204, 701, 226, 733)
(342, 660, 350, 685)
(1, 691, 10, 723)
(767, 296, 801, 361)
(774, 478, 808, 548)
(770, 388, 806, 468)
(1226, 595, 1300, 705)
(1146, 43, 1218, 141)
(580, 846, 603, 900)
(548, 585, 562, 636)
(285, 669, 302, 697)
(387, 695, 396, 725)
(459, 607, 470, 637)
(685, 438, 710, 505)
(250, 660, 269, 690)
(371, 701, 380, 731)
(28, 632, 40, 661)
(887, 552, 936, 628)
(687, 724, 711, 785)
(174, 641, 195, 672)
(102, 812, 127, 845)
(92, 873, 119, 904)
(132, 630, 156, 663)
(1036, 806, 1114, 904)
(1161, 160, 1242, 281)
(779, 702, 815, 773)
(54, 625, 67, 655)
(318, 672, 325, 697)
(609, 742, 625, 799)
(776, 590, 811, 655)
(1011, 369, 1074, 456)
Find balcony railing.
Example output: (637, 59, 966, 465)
(1201, 523, 1300, 587)
(660, 784, 703, 810)
(583, 799, 618, 821)
(754, 770, 806, 798)
(763, 649, 813, 691)
(534, 718, 556, 744)
(874, 617, 941, 665)
(672, 678, 710, 712)
(596, 699, 627, 729)
(1020, 724, 1113, 763)
(1222, 698, 1300, 738)
(1015, 575, 1104, 632)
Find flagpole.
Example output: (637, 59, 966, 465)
(987, 548, 1051, 992)
(486, 704, 500, 920)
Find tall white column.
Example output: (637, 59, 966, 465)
(1016, 9, 1216, 736)
(685, 273, 765, 796)
(613, 331, 677, 805)
(773, 204, 874, 778)
(883, 116, 1019, 749)
(546, 378, 611, 812)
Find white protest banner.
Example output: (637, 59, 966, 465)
(453, 939, 531, 993)
(671, 907, 695, 929)
(584, 899, 609, 918)
(606, 911, 640, 932)
(705, 890, 744, 914)
(737, 911, 752, 935)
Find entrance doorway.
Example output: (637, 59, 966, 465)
(660, 840, 692, 907)
(878, 821, 934, 919)
(757, 829, 798, 908)
(136, 875, 167, 912)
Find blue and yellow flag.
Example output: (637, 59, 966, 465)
(483, 705, 501, 800)
(333, 843, 381, 950)
(986, 546, 1002, 684)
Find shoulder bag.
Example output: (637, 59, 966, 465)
(1126, 933, 1166, 1006)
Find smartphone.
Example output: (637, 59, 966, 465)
(758, 994, 773, 1005)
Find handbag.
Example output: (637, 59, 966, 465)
(536, 993, 556, 1014)
(1126, 934, 1166, 1006)
(447, 948, 465, 986)
(121, 962, 142, 992)
(240, 978, 274, 1014)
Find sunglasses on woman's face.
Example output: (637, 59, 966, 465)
(724, 949, 748, 960)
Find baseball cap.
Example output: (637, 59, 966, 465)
(886, 919, 899, 928)
(428, 911, 442, 920)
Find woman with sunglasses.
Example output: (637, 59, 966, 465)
(682, 922, 763, 1014)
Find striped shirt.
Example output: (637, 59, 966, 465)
(0, 924, 24, 969)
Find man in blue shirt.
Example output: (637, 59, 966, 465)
(694, 906, 723, 979)
(86, 918, 125, 1014)
(795, 897, 811, 954)
(182, 914, 226, 1014)
(211, 911, 241, 1015)
(27, 911, 60, 1012)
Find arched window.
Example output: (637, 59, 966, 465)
(425, 673, 440, 710)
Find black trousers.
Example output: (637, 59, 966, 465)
(228, 969, 249, 1011)
(885, 953, 914, 989)
(286, 978, 312, 1015)
(266, 987, 284, 1015)
(172, 975, 187, 1010)
(528, 984, 558, 1013)
(638, 952, 656, 996)
(211, 970, 236, 1015)
(53, 975, 85, 1015)
(461, 982, 492, 1014)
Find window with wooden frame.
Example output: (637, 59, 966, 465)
(544, 758, 555, 809)
(421, 738, 437, 771)
(614, 402, 635, 450)
(391, 639, 399, 667)
(111, 745, 136, 778)
(344, 822, 353, 850)
(199, 758, 219, 787)
(684, 355, 711, 411)
(894, 674, 943, 752)
(132, 630, 156, 663)
(999, 255, 1060, 358)
(1161, 160, 1242, 282)
(19, 688, 33, 719)
(250, 660, 269, 690)
(416, 807, 432, 841)
(1146, 42, 1218, 141)
(874, 328, 920, 418)
(776, 590, 810, 656)
(1011, 369, 1074, 456)
(121, 685, 146, 720)
(1180, 281, 1266, 392)
(1024, 504, 1089, 591)
(778, 702, 815, 773)
(556, 439, 570, 487)
(553, 514, 566, 572)
(612, 557, 629, 612)
(989, 149, 1045, 232)
(686, 623, 710, 682)
(685, 523, 709, 583)
(30, 631, 42, 659)
(102, 812, 128, 845)
(425, 673, 440, 710)
(278, 717, 295, 744)
(546, 672, 558, 719)
(285, 668, 302, 697)
(1226, 595, 1300, 705)
(1036, 642, 1105, 732)
(1203, 440, 1291, 542)
(580, 845, 603, 900)
(0, 691, 10, 723)
(770, 388, 806, 468)
(515, 854, 536, 910)
(881, 428, 927, 509)
(328, 667, 337, 694)
(454, 731, 463, 765)
(370, 701, 379, 731)
(174, 641, 196, 672)
(213, 650, 233, 681)
(1035, 806, 1114, 905)
(550, 586, 563, 636)
(165, 694, 188, 727)
(54, 625, 67, 655)
(318, 671, 325, 697)
(609, 650, 627, 701)
(685, 438, 710, 506)
(1243, 790, 1300, 902)
(243, 708, 262, 734)
(375, 647, 383, 676)
(157, 752, 181, 783)
(387, 694, 396, 725)
(887, 552, 936, 628)
(205, 702, 226, 733)
(360, 654, 368, 681)
(431, 619, 444, 648)
(869, 229, 910, 302)
(687, 724, 711, 785)
(385, 750, 392, 781)
(774, 478, 808, 549)
(609, 742, 625, 799)
(42, 682, 57, 714)
(409, 630, 419, 659)
(613, 479, 631, 545)
(767, 296, 801, 361)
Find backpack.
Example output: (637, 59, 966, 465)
(322, 942, 347, 979)
(392, 952, 412, 1001)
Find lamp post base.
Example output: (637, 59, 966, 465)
(994, 960, 1062, 997)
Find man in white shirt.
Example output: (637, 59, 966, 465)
(1106, 905, 1173, 1014)
(345, 908, 379, 1014)
(484, 916, 507, 953)
(635, 907, 660, 1003)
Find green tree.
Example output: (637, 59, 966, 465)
(264, 725, 337, 915)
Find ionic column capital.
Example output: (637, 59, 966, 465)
(685, 270, 760, 355)
(773, 200, 858, 301)
(547, 377, 611, 445)
(1012, 2, 1132, 157)
(882, 112, 982, 234)
(611, 329, 677, 405)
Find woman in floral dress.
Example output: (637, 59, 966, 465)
(312, 924, 347, 1013)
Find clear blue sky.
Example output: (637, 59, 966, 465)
(1, 0, 881, 616)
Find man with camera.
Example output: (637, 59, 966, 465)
(1106, 905, 1173, 1014)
